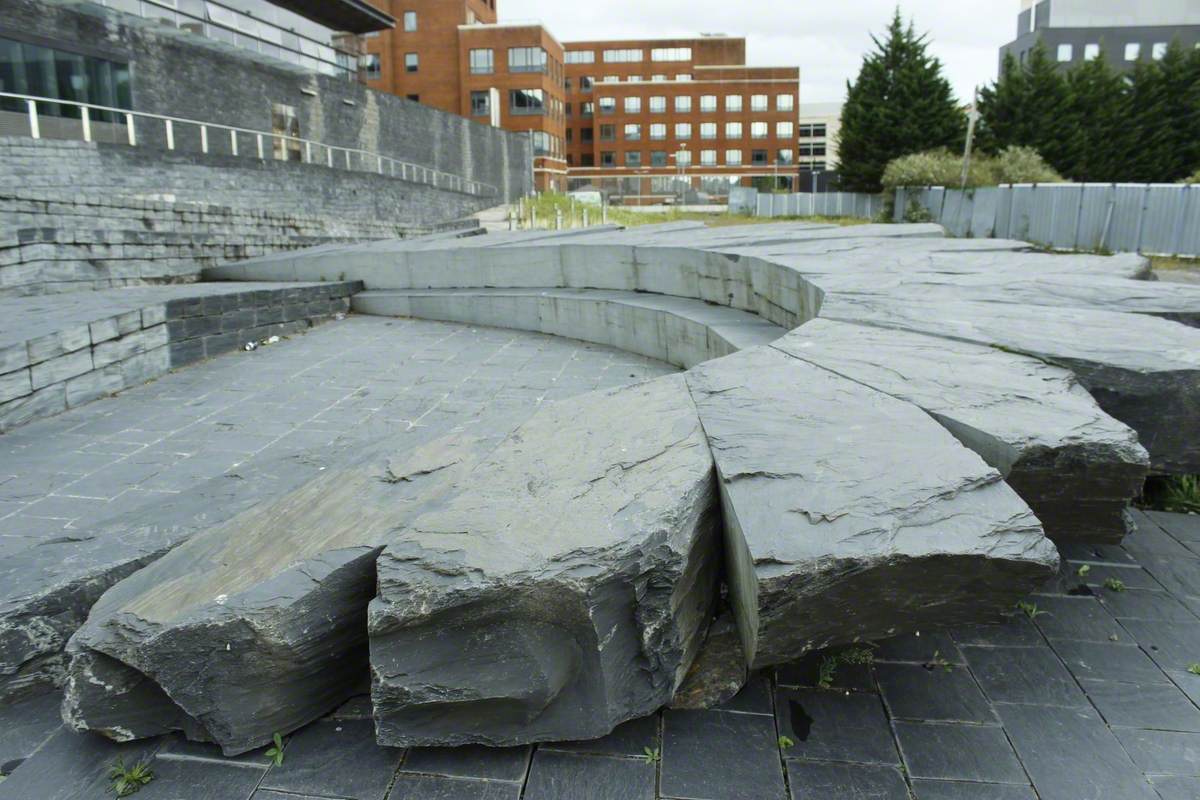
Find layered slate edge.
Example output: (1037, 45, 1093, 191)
(11, 222, 1199, 752)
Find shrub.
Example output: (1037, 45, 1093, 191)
(1185, 168, 1200, 185)
(881, 149, 972, 189)
(881, 146, 1063, 189)
(990, 146, 1063, 184)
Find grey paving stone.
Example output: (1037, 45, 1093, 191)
(1144, 511, 1200, 545)
(1135, 556, 1200, 600)
(873, 631, 964, 665)
(893, 721, 1026, 784)
(399, 745, 531, 782)
(157, 735, 280, 769)
(776, 651, 875, 691)
(523, 750, 655, 800)
(875, 662, 995, 723)
(1114, 728, 1200, 776)
(1062, 562, 1162, 592)
(1126, 512, 1197, 561)
(385, 774, 522, 800)
(1081, 679, 1200, 731)
(1031, 596, 1125, 642)
(713, 674, 774, 715)
(661, 709, 786, 800)
(0, 691, 62, 774)
(1149, 774, 1200, 800)
(1096, 587, 1195, 622)
(1057, 541, 1138, 566)
(1049, 640, 1169, 684)
(963, 646, 1087, 707)
(950, 617, 1043, 647)
(134, 757, 266, 800)
(541, 715, 659, 758)
(1118, 619, 1200, 672)
(0, 727, 159, 800)
(774, 688, 899, 766)
(910, 781, 1037, 800)
(784, 761, 908, 800)
(996, 704, 1158, 800)
(258, 720, 402, 800)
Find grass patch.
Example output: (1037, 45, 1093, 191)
(1140, 475, 1200, 515)
(1150, 255, 1200, 272)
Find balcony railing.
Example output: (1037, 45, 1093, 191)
(1, 91, 498, 198)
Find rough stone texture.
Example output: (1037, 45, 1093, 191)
(670, 611, 748, 710)
(63, 435, 497, 755)
(775, 319, 1149, 543)
(685, 346, 1059, 669)
(369, 374, 721, 747)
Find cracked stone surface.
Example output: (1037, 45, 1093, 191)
(685, 345, 1060, 669)
(369, 373, 721, 747)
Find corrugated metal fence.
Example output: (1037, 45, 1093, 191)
(896, 183, 1200, 257)
(737, 188, 885, 220)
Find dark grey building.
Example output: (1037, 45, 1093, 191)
(999, 0, 1200, 73)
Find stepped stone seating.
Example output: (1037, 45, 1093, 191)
(35, 221, 1200, 752)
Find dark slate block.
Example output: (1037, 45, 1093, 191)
(661, 709, 786, 800)
(950, 616, 1043, 647)
(1167, 671, 1200, 707)
(784, 761, 907, 800)
(996, 704, 1158, 800)
(331, 694, 374, 720)
(1056, 541, 1137, 566)
(157, 734, 279, 769)
(1126, 511, 1197, 561)
(540, 714, 658, 758)
(1096, 587, 1194, 621)
(1149, 775, 1200, 800)
(1134, 555, 1200, 600)
(1030, 596, 1123, 643)
(258, 720, 402, 800)
(1118, 619, 1200, 671)
(399, 744, 531, 782)
(134, 757, 265, 800)
(893, 721, 1025, 784)
(776, 651, 875, 691)
(1066, 562, 1161, 591)
(875, 662, 995, 723)
(168, 339, 206, 368)
(1082, 679, 1200, 731)
(523, 751, 654, 800)
(0, 728, 159, 800)
(1113, 728, 1200, 776)
(1144, 511, 1200, 545)
(368, 775, 520, 800)
(0, 691, 63, 773)
(962, 646, 1087, 707)
(910, 780, 1037, 800)
(874, 631, 964, 665)
(714, 673, 774, 714)
(253, 792, 328, 800)
(1049, 640, 1168, 684)
(774, 688, 898, 766)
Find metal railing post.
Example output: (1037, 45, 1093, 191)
(304, 141, 311, 163)
(230, 129, 238, 156)
(327, 147, 333, 168)
(256, 133, 264, 159)
(80, 106, 91, 143)
(26, 99, 39, 139)
(165, 119, 175, 150)
(200, 124, 208, 154)
(378, 155, 383, 174)
(126, 112, 136, 146)
(345, 150, 351, 169)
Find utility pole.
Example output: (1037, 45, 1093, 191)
(960, 87, 980, 191)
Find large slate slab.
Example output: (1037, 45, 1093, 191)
(775, 319, 1148, 543)
(369, 374, 721, 746)
(685, 346, 1059, 669)
(63, 434, 496, 755)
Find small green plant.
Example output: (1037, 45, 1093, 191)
(1188, 663, 1200, 676)
(1017, 601, 1046, 620)
(838, 647, 875, 666)
(1161, 476, 1200, 514)
(778, 735, 795, 749)
(1077, 565, 1091, 577)
(817, 654, 839, 689)
(265, 732, 285, 767)
(1104, 578, 1126, 593)
(641, 746, 661, 764)
(108, 758, 153, 797)
(926, 650, 953, 673)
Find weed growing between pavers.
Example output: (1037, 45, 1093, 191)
(108, 758, 153, 797)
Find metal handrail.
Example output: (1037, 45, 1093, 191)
(0, 91, 498, 197)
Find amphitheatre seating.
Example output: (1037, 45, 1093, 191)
(22, 221, 1200, 754)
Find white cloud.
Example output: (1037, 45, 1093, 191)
(501, 0, 1015, 105)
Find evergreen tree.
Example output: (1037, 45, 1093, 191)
(1126, 41, 1200, 182)
(977, 43, 1073, 172)
(838, 10, 966, 192)
(1062, 47, 1128, 181)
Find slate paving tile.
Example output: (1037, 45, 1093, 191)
(661, 708, 786, 800)
(1167, 671, 1200, 707)
(543, 714, 659, 758)
(1114, 728, 1200, 776)
(522, 750, 655, 800)
(1050, 640, 1169, 684)
(0, 728, 160, 800)
(713, 673, 774, 714)
(995, 703, 1158, 800)
(157, 734, 280, 769)
(783, 761, 908, 800)
(962, 645, 1087, 708)
(1144, 511, 1200, 545)
(0, 691, 63, 774)
(776, 651, 875, 691)
(1096, 587, 1196, 622)
(949, 616, 1043, 647)
(1081, 679, 1200, 732)
(399, 744, 531, 782)
(380, 775, 524, 800)
(258, 719, 401, 800)
(1118, 619, 1200, 673)
(253, 792, 329, 800)
(873, 631, 964, 665)
(1066, 561, 1162, 591)
(893, 721, 1026, 784)
(773, 688, 898, 766)
(1126, 512, 1198, 561)
(134, 757, 266, 800)
(1149, 774, 1200, 800)
(875, 662, 994, 723)
(1030, 596, 1125, 642)
(1057, 541, 1138, 565)
(909, 780, 1037, 800)
(1134, 555, 1200, 600)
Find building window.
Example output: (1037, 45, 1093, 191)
(405, 52, 419, 72)
(650, 123, 667, 140)
(582, 127, 594, 142)
(725, 149, 742, 166)
(751, 149, 768, 166)
(600, 124, 616, 140)
(469, 48, 494, 74)
(700, 95, 717, 113)
(675, 122, 692, 140)
(566, 128, 573, 142)
(406, 94, 419, 102)
(566, 102, 573, 116)
(799, 123, 826, 138)
(362, 53, 381, 79)
(652, 74, 667, 82)
(650, 96, 667, 113)
(1152, 42, 1168, 60)
(581, 102, 595, 116)
(403, 10, 417, 31)
(509, 88, 545, 114)
(675, 96, 692, 113)
(624, 96, 642, 113)
(1084, 43, 1100, 61)
(531, 131, 553, 155)
(625, 151, 642, 167)
(676, 74, 691, 81)
(580, 76, 594, 91)
(700, 122, 717, 140)
(777, 149, 794, 165)
(776, 94, 795, 112)
(271, 102, 301, 161)
(581, 153, 595, 166)
(624, 123, 642, 140)
(751, 121, 768, 139)
(565, 50, 595, 64)
(602, 75, 620, 83)
(470, 90, 490, 116)
(565, 78, 573, 92)
(1057, 43, 1073, 62)
(776, 121, 794, 138)
(725, 95, 743, 112)
(750, 94, 768, 112)
(1125, 42, 1141, 61)
(651, 151, 668, 167)
(651, 47, 692, 62)
(700, 149, 717, 166)
(509, 47, 547, 73)
(601, 151, 616, 166)
(676, 149, 692, 166)
(627, 75, 642, 82)
(599, 96, 616, 114)
(603, 48, 643, 63)
(726, 121, 743, 139)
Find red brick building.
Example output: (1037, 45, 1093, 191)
(360, 2, 797, 199)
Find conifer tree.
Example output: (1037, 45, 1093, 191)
(1062, 47, 1128, 181)
(977, 43, 1073, 172)
(838, 10, 966, 192)
(1126, 41, 1200, 182)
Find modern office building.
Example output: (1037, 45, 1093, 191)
(361, 3, 800, 198)
(999, 0, 1200, 73)
(797, 101, 840, 188)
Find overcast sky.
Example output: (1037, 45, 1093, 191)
(501, 0, 1018, 106)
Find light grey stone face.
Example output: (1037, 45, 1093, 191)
(370, 374, 720, 747)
